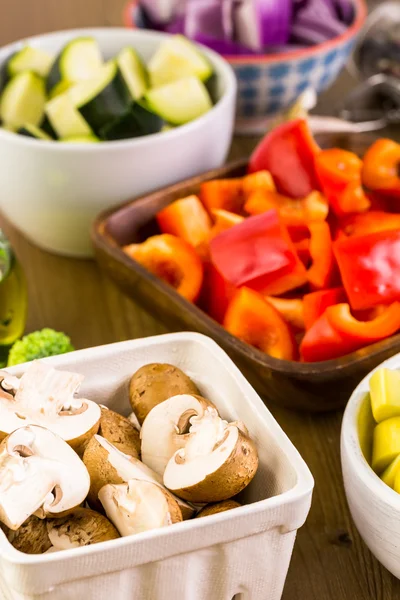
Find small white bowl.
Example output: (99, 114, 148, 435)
(341, 352, 400, 578)
(0, 28, 236, 257)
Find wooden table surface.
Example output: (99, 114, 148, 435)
(1, 1, 398, 599)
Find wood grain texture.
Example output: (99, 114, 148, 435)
(1, 0, 400, 598)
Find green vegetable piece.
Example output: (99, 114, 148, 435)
(61, 135, 100, 143)
(8, 46, 54, 78)
(370, 368, 400, 423)
(46, 36, 103, 92)
(99, 102, 163, 141)
(0, 72, 46, 128)
(45, 92, 93, 139)
(381, 454, 400, 489)
(145, 76, 212, 125)
(48, 79, 74, 100)
(372, 416, 400, 473)
(7, 328, 74, 366)
(18, 124, 52, 140)
(117, 47, 148, 100)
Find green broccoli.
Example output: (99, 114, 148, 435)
(7, 328, 74, 366)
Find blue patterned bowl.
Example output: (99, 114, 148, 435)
(124, 0, 367, 133)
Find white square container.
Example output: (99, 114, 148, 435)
(0, 332, 314, 600)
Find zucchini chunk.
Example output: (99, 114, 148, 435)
(99, 102, 163, 140)
(61, 135, 100, 143)
(0, 72, 46, 128)
(48, 79, 73, 100)
(17, 124, 52, 140)
(145, 76, 212, 125)
(47, 37, 103, 92)
(45, 93, 93, 139)
(70, 61, 131, 133)
(117, 47, 148, 100)
(7, 46, 53, 78)
(148, 35, 213, 88)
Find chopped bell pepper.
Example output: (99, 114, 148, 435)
(200, 263, 236, 324)
(362, 139, 400, 199)
(307, 222, 335, 290)
(337, 211, 400, 238)
(209, 209, 244, 238)
(300, 302, 400, 362)
(244, 189, 328, 226)
(223, 287, 297, 360)
(124, 234, 203, 303)
(157, 195, 212, 248)
(242, 170, 276, 196)
(209, 210, 307, 296)
(314, 148, 370, 217)
(265, 296, 305, 330)
(248, 119, 321, 198)
(303, 287, 347, 330)
(294, 237, 311, 266)
(200, 178, 244, 214)
(334, 229, 400, 310)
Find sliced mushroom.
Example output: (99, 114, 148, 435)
(129, 363, 199, 425)
(195, 500, 241, 518)
(0, 425, 90, 530)
(98, 479, 182, 537)
(0, 361, 101, 455)
(0, 515, 52, 554)
(140, 394, 216, 476)
(47, 507, 119, 550)
(83, 435, 195, 519)
(163, 412, 259, 503)
(98, 406, 141, 458)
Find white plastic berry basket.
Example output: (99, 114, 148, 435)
(0, 332, 314, 600)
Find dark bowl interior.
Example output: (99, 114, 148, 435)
(92, 132, 400, 412)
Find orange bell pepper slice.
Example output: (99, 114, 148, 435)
(315, 148, 370, 217)
(157, 195, 212, 248)
(300, 302, 400, 362)
(200, 178, 244, 214)
(223, 287, 297, 360)
(209, 209, 244, 238)
(307, 222, 335, 290)
(265, 296, 305, 330)
(303, 287, 347, 330)
(338, 211, 400, 238)
(244, 189, 328, 226)
(294, 238, 311, 266)
(124, 234, 203, 303)
(242, 170, 276, 196)
(362, 139, 400, 198)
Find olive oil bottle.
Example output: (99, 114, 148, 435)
(0, 230, 27, 365)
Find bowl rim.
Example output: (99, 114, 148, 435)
(0, 27, 237, 151)
(341, 351, 400, 511)
(124, 0, 367, 65)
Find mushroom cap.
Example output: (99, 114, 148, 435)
(0, 425, 90, 530)
(0, 362, 101, 454)
(47, 507, 119, 550)
(163, 423, 259, 504)
(140, 394, 215, 476)
(98, 479, 182, 537)
(1, 515, 52, 554)
(195, 500, 241, 518)
(99, 407, 141, 458)
(129, 363, 199, 424)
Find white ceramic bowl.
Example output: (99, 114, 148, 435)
(341, 352, 400, 578)
(0, 28, 236, 257)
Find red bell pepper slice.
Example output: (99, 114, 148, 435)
(300, 302, 400, 362)
(200, 178, 244, 214)
(223, 287, 297, 360)
(248, 119, 321, 198)
(209, 210, 307, 296)
(157, 195, 212, 248)
(200, 262, 236, 324)
(334, 229, 400, 310)
(362, 138, 400, 199)
(307, 222, 335, 290)
(303, 287, 347, 330)
(244, 189, 328, 226)
(314, 148, 370, 217)
(337, 211, 400, 238)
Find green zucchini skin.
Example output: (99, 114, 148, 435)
(77, 69, 132, 134)
(46, 58, 62, 94)
(0, 51, 15, 94)
(40, 115, 58, 139)
(99, 102, 164, 141)
(17, 124, 52, 140)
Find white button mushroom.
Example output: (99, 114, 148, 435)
(0, 425, 90, 530)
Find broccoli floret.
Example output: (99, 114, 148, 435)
(7, 328, 74, 366)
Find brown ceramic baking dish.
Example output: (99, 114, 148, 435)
(92, 133, 400, 413)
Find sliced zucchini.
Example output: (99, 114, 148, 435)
(46, 37, 103, 92)
(40, 115, 57, 139)
(17, 124, 52, 140)
(61, 135, 100, 143)
(145, 76, 212, 125)
(117, 47, 148, 100)
(48, 79, 73, 100)
(7, 46, 53, 78)
(45, 93, 93, 139)
(0, 72, 46, 128)
(148, 35, 213, 88)
(99, 102, 163, 140)
(69, 61, 131, 133)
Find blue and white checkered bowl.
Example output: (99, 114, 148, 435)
(124, 0, 367, 134)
